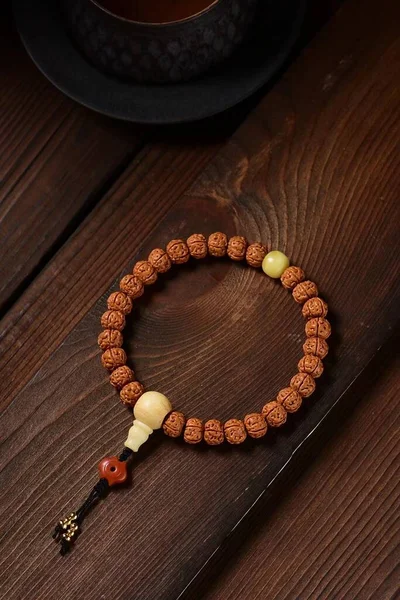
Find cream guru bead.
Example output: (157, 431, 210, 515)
(124, 420, 153, 452)
(124, 391, 172, 452)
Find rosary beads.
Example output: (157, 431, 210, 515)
(53, 233, 331, 554)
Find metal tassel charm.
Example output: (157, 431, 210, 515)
(52, 512, 80, 556)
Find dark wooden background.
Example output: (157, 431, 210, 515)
(1, 1, 399, 599)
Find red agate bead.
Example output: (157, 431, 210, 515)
(98, 456, 128, 486)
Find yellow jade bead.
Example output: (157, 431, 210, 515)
(262, 251, 290, 279)
(133, 391, 172, 430)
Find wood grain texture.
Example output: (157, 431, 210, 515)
(0, 13, 141, 313)
(200, 342, 400, 600)
(0, 139, 223, 411)
(1, 0, 400, 599)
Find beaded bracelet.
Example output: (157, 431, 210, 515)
(53, 233, 331, 555)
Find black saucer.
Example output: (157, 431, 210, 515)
(14, 0, 305, 124)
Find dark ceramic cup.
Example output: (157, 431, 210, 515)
(62, 0, 258, 83)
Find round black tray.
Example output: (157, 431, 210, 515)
(14, 0, 306, 124)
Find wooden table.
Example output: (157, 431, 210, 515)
(1, 1, 399, 599)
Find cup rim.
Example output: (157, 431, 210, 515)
(89, 0, 222, 26)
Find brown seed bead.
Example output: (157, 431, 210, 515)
(262, 401, 287, 427)
(281, 266, 305, 290)
(120, 274, 144, 299)
(277, 387, 302, 413)
(120, 381, 145, 407)
(302, 297, 328, 319)
(224, 419, 247, 445)
(187, 233, 208, 259)
(246, 242, 267, 268)
(98, 329, 123, 351)
(109, 366, 135, 390)
(204, 419, 224, 445)
(292, 280, 318, 304)
(305, 317, 331, 339)
(290, 372, 316, 397)
(298, 354, 324, 378)
(208, 232, 228, 257)
(148, 248, 171, 274)
(184, 417, 203, 444)
(166, 239, 190, 264)
(133, 260, 157, 285)
(107, 291, 133, 315)
(163, 411, 186, 438)
(303, 336, 329, 359)
(244, 413, 267, 439)
(101, 347, 127, 372)
(101, 310, 125, 331)
(227, 235, 247, 261)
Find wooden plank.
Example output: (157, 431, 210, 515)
(0, 11, 142, 313)
(1, 1, 400, 599)
(200, 340, 400, 600)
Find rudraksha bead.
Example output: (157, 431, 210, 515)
(97, 329, 123, 351)
(204, 419, 224, 445)
(148, 248, 171, 274)
(262, 401, 287, 427)
(120, 381, 145, 407)
(120, 274, 144, 299)
(305, 317, 331, 339)
(208, 232, 228, 257)
(101, 347, 127, 372)
(292, 280, 318, 304)
(187, 233, 208, 259)
(163, 411, 186, 438)
(227, 236, 247, 261)
(224, 419, 247, 444)
(290, 372, 316, 397)
(246, 243, 267, 268)
(281, 266, 305, 290)
(133, 261, 157, 285)
(303, 336, 329, 359)
(298, 354, 324, 378)
(107, 292, 133, 315)
(184, 417, 203, 444)
(166, 239, 190, 264)
(101, 310, 125, 331)
(277, 387, 302, 413)
(302, 297, 328, 319)
(110, 366, 135, 390)
(244, 413, 267, 438)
